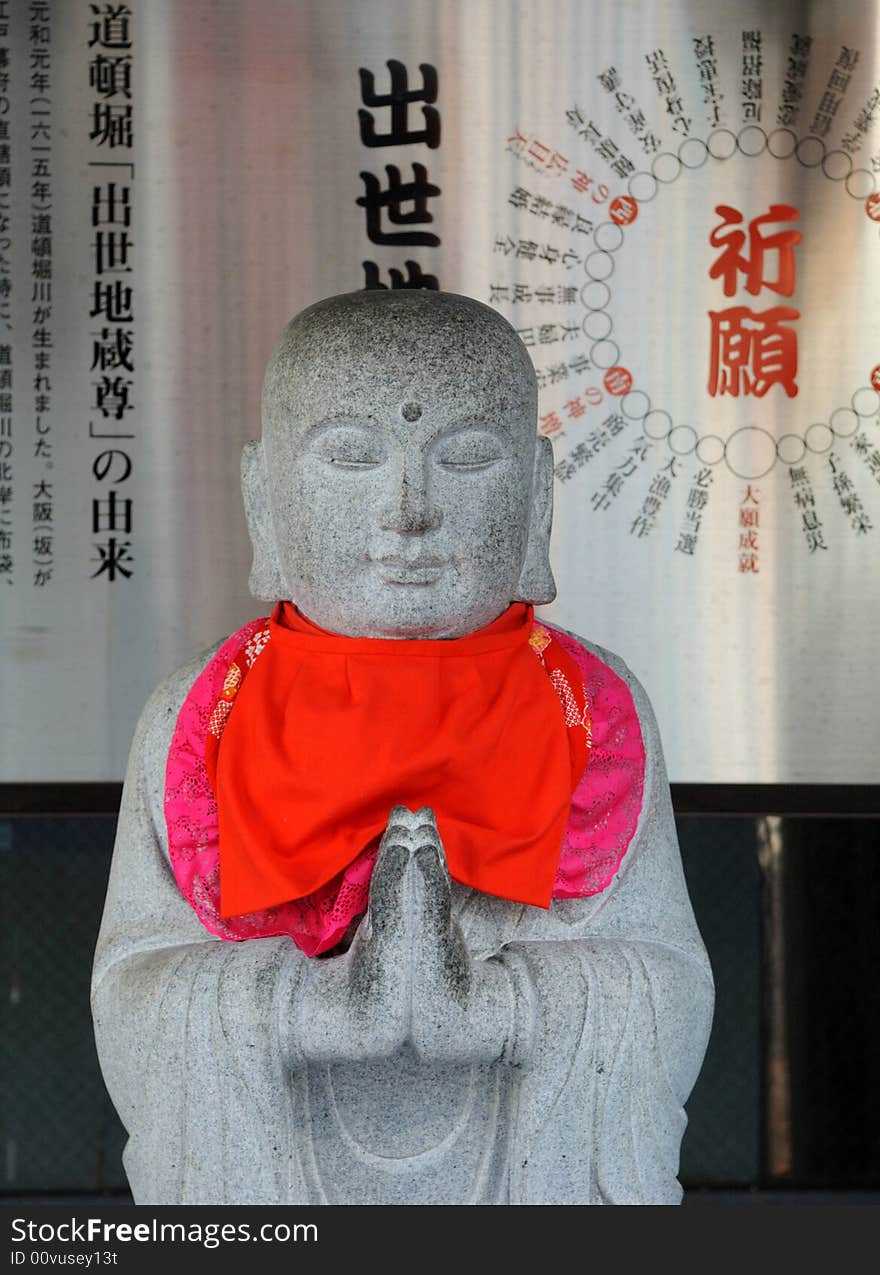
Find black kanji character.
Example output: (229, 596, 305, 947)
(363, 259, 439, 290)
(357, 164, 441, 246)
(358, 60, 440, 149)
(91, 536, 133, 580)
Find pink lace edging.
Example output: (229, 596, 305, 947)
(163, 618, 645, 953)
(550, 626, 646, 898)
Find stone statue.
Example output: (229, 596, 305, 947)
(92, 290, 713, 1205)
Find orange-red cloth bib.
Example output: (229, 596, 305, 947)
(215, 601, 586, 916)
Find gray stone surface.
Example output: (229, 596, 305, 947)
(245, 290, 555, 637)
(92, 290, 714, 1205)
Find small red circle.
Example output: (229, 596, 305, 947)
(871, 364, 880, 391)
(866, 192, 880, 222)
(603, 366, 632, 396)
(609, 195, 638, 226)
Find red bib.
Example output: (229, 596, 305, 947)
(214, 601, 589, 916)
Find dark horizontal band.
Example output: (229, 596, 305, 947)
(672, 784, 880, 817)
(1, 783, 879, 818)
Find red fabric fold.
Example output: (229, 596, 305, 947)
(215, 601, 580, 915)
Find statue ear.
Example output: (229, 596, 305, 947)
(241, 440, 287, 602)
(513, 435, 557, 605)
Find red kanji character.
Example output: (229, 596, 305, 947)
(609, 195, 638, 226)
(603, 366, 632, 395)
(708, 306, 799, 397)
(709, 204, 801, 296)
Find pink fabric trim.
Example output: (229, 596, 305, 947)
(547, 626, 646, 898)
(164, 619, 374, 956)
(164, 618, 645, 954)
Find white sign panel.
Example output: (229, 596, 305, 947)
(2, 0, 879, 783)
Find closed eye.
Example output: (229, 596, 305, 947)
(438, 457, 501, 470)
(310, 426, 386, 469)
(434, 429, 506, 470)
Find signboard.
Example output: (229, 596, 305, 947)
(2, 0, 878, 782)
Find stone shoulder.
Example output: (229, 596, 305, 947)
(139, 640, 225, 749)
(547, 624, 655, 715)
(549, 626, 630, 680)
(126, 638, 228, 855)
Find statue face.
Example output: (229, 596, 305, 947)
(259, 292, 541, 638)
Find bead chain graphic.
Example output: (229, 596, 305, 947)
(491, 30, 880, 562)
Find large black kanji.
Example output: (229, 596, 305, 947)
(91, 536, 134, 581)
(358, 60, 440, 149)
(362, 259, 439, 290)
(357, 164, 441, 246)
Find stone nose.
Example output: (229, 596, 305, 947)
(376, 459, 443, 533)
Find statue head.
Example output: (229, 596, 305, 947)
(242, 289, 555, 639)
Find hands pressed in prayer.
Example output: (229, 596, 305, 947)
(290, 806, 515, 1067)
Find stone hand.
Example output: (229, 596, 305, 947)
(290, 806, 516, 1067)
(407, 808, 515, 1065)
(290, 809, 415, 1064)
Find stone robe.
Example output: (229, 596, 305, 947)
(91, 633, 713, 1205)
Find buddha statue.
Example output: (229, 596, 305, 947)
(91, 290, 713, 1205)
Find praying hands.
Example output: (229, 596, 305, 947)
(287, 807, 522, 1067)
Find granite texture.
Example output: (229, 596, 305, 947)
(92, 290, 714, 1205)
(244, 290, 555, 637)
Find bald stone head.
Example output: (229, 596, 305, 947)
(242, 289, 555, 638)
